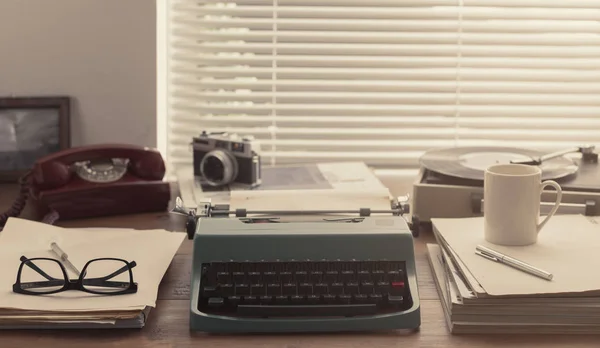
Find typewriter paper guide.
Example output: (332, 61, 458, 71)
(0, 218, 184, 312)
(432, 215, 600, 297)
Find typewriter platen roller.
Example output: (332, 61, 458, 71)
(188, 215, 420, 333)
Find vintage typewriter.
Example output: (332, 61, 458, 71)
(173, 199, 420, 333)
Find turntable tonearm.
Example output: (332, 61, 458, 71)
(412, 145, 599, 230)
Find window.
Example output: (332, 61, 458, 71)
(162, 0, 600, 176)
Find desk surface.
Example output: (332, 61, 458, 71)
(0, 177, 598, 348)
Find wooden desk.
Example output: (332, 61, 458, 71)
(0, 177, 597, 347)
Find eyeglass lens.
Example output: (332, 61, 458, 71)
(20, 259, 65, 294)
(82, 259, 131, 293)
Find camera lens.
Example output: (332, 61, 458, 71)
(199, 149, 238, 187)
(203, 156, 224, 181)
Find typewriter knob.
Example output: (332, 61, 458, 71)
(410, 215, 420, 238)
(186, 214, 197, 240)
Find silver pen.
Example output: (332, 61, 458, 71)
(50, 242, 81, 277)
(475, 245, 553, 281)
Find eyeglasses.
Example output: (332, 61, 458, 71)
(13, 256, 138, 296)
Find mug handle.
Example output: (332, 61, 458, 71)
(537, 180, 563, 233)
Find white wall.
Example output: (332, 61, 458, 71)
(0, 0, 157, 148)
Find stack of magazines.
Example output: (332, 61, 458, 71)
(427, 214, 600, 334)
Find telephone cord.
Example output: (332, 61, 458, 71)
(0, 172, 58, 231)
(0, 171, 31, 229)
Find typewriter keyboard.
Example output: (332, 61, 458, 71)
(198, 260, 412, 317)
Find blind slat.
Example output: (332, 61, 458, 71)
(172, 66, 600, 81)
(172, 43, 600, 57)
(172, 55, 600, 70)
(173, 5, 600, 21)
(196, 0, 456, 6)
(174, 78, 600, 93)
(171, 113, 600, 129)
(174, 90, 600, 106)
(172, 16, 600, 33)
(171, 99, 600, 117)
(195, 0, 600, 7)
(176, 29, 600, 46)
(170, 126, 600, 140)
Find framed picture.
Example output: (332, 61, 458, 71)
(0, 97, 70, 182)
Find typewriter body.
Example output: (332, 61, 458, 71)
(188, 215, 420, 333)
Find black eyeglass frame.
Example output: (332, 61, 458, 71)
(13, 256, 138, 296)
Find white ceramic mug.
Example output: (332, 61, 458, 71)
(483, 164, 563, 246)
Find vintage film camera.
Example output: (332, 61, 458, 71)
(192, 131, 261, 188)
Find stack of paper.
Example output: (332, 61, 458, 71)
(0, 218, 184, 329)
(428, 214, 600, 334)
(176, 161, 394, 212)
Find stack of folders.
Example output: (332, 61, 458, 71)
(0, 218, 184, 329)
(428, 214, 600, 334)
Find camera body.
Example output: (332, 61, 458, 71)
(192, 131, 261, 188)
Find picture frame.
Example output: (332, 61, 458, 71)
(0, 96, 71, 182)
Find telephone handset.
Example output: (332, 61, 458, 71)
(1, 144, 171, 227)
(32, 144, 166, 189)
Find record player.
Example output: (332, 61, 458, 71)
(411, 145, 599, 231)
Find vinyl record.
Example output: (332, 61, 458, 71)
(419, 146, 579, 182)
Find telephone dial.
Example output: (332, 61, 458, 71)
(0, 144, 171, 227)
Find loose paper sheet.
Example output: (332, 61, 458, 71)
(229, 162, 392, 211)
(0, 218, 184, 311)
(230, 189, 392, 211)
(432, 215, 600, 297)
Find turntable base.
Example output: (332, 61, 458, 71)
(411, 146, 600, 226)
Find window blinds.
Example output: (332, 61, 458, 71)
(165, 0, 600, 172)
